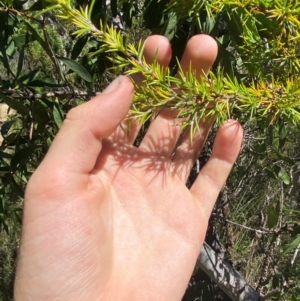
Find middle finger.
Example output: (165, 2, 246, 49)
(139, 34, 218, 157)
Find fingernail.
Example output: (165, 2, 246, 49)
(102, 76, 122, 94)
(224, 119, 239, 132)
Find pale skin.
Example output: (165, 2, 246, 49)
(14, 35, 243, 301)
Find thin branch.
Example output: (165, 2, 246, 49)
(259, 289, 281, 301)
(0, 90, 101, 100)
(0, 2, 43, 23)
(212, 213, 273, 234)
(291, 244, 300, 266)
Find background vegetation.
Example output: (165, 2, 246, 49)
(1, 0, 300, 300)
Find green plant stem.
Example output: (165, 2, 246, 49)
(44, 1, 300, 131)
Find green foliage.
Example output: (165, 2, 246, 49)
(38, 0, 300, 133)
(0, 227, 19, 301)
(214, 120, 300, 299)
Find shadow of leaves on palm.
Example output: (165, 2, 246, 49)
(99, 132, 180, 188)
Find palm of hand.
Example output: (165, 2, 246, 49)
(90, 139, 205, 300)
(18, 138, 205, 301)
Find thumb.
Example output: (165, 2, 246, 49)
(39, 76, 134, 177)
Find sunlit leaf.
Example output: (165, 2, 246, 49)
(53, 103, 64, 128)
(278, 167, 290, 185)
(1, 95, 28, 115)
(57, 56, 92, 82)
(284, 236, 300, 254)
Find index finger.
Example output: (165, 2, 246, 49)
(32, 77, 134, 190)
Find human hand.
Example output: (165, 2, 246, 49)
(14, 35, 243, 301)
